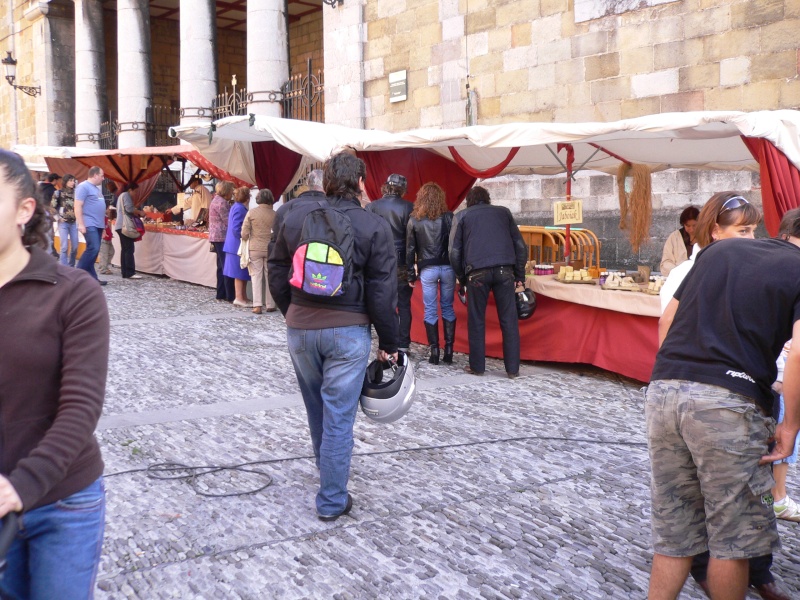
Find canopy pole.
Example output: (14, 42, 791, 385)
(559, 144, 575, 263)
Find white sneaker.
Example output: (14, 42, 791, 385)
(774, 496, 800, 522)
(232, 299, 252, 308)
(128, 274, 143, 280)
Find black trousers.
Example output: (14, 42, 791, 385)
(117, 230, 136, 278)
(690, 551, 773, 586)
(212, 241, 235, 301)
(466, 265, 520, 374)
(397, 272, 414, 349)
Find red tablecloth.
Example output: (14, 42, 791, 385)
(409, 286, 658, 382)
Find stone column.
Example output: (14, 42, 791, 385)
(323, 0, 365, 128)
(117, 0, 152, 148)
(247, 0, 288, 117)
(74, 0, 106, 147)
(179, 0, 216, 126)
(19, 1, 75, 146)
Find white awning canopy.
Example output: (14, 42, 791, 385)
(169, 110, 800, 182)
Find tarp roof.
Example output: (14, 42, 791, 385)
(11, 144, 252, 188)
(169, 110, 800, 182)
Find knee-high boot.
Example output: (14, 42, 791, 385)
(443, 319, 456, 364)
(425, 321, 440, 365)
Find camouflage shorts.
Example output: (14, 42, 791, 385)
(645, 380, 779, 560)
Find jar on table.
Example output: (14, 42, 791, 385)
(599, 271, 608, 285)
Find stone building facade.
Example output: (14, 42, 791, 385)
(323, 0, 796, 268)
(1, 0, 796, 268)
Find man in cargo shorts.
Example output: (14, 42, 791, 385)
(647, 225, 800, 600)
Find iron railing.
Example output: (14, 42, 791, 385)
(98, 105, 180, 149)
(282, 59, 324, 123)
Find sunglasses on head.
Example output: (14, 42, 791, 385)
(717, 196, 749, 220)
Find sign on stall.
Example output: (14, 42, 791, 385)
(554, 199, 583, 225)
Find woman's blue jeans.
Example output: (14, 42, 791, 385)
(419, 265, 456, 324)
(0, 478, 106, 600)
(287, 325, 371, 517)
(58, 221, 78, 267)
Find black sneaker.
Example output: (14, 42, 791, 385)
(317, 494, 353, 522)
(98, 280, 108, 286)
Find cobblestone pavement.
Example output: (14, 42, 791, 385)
(93, 271, 800, 599)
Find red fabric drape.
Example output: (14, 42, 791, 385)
(741, 136, 800, 237)
(251, 141, 304, 199)
(356, 148, 476, 210)
(447, 146, 519, 178)
(409, 286, 658, 382)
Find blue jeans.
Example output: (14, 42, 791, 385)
(419, 265, 456, 324)
(58, 221, 78, 267)
(287, 324, 371, 516)
(0, 478, 106, 600)
(76, 226, 102, 279)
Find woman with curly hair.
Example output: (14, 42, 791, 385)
(0, 149, 108, 598)
(406, 182, 456, 364)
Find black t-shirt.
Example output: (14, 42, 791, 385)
(652, 237, 800, 413)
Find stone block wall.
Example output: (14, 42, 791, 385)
(357, 0, 800, 131)
(480, 169, 765, 271)
(290, 9, 324, 77)
(217, 29, 247, 93)
(151, 18, 180, 108)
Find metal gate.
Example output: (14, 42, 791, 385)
(282, 59, 324, 123)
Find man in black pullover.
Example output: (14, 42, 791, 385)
(449, 186, 527, 378)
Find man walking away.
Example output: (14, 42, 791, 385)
(449, 186, 527, 378)
(366, 174, 414, 352)
(268, 153, 398, 521)
(75, 167, 107, 285)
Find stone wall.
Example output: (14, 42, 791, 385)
(217, 28, 247, 93)
(359, 0, 800, 131)
(151, 18, 179, 108)
(290, 9, 324, 77)
(481, 168, 765, 271)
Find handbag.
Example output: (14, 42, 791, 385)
(238, 238, 250, 269)
(121, 212, 140, 239)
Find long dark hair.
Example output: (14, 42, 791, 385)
(323, 152, 366, 200)
(0, 150, 49, 249)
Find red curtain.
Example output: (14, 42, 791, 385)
(252, 141, 305, 200)
(741, 136, 800, 237)
(356, 148, 476, 210)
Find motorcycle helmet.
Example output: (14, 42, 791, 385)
(516, 287, 536, 320)
(457, 284, 467, 305)
(360, 351, 416, 423)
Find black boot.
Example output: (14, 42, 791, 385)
(443, 319, 456, 364)
(425, 321, 440, 365)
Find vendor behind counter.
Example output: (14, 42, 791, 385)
(659, 205, 699, 276)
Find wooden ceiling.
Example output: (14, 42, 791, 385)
(101, 1, 322, 31)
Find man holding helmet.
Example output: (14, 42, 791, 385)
(268, 152, 398, 522)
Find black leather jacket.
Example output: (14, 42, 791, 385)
(366, 194, 414, 265)
(268, 194, 399, 352)
(449, 203, 528, 283)
(406, 213, 454, 282)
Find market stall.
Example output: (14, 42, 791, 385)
(169, 111, 800, 381)
(110, 224, 216, 288)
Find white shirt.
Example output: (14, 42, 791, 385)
(659, 243, 701, 313)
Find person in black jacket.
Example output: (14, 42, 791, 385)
(366, 173, 414, 352)
(449, 186, 527, 378)
(406, 182, 456, 364)
(268, 152, 398, 521)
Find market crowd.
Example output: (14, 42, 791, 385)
(4, 144, 800, 600)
